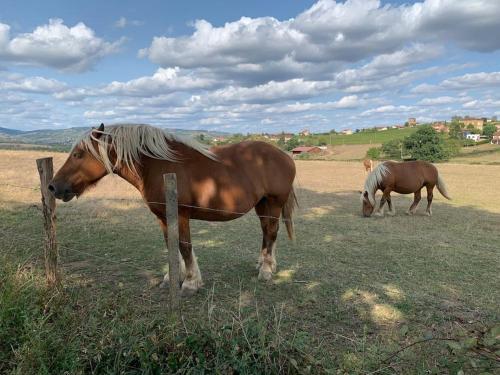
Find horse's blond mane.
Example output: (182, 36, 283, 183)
(362, 162, 390, 205)
(74, 124, 218, 175)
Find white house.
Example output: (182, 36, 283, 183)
(466, 133, 481, 142)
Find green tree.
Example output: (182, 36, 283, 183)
(449, 120, 463, 139)
(403, 125, 450, 162)
(482, 124, 496, 138)
(286, 136, 300, 151)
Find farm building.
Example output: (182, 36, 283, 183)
(461, 117, 485, 131)
(291, 146, 322, 155)
(340, 129, 353, 135)
(492, 132, 500, 145)
(432, 122, 449, 133)
(465, 133, 481, 142)
(408, 117, 417, 127)
(299, 129, 311, 136)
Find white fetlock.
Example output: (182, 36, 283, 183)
(258, 260, 273, 281)
(159, 251, 186, 288)
(387, 209, 396, 216)
(374, 210, 384, 217)
(181, 277, 203, 296)
(426, 209, 432, 217)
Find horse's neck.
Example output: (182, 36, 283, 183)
(115, 161, 144, 193)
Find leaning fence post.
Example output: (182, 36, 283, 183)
(164, 173, 180, 311)
(36, 157, 60, 287)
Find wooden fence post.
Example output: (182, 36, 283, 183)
(164, 173, 180, 311)
(36, 157, 60, 287)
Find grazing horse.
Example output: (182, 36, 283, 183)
(49, 124, 297, 295)
(363, 159, 373, 173)
(360, 160, 451, 217)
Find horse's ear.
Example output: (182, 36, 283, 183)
(363, 191, 369, 198)
(92, 123, 105, 139)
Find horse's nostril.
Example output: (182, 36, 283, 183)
(48, 184, 55, 192)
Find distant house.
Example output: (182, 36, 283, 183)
(432, 122, 449, 133)
(299, 129, 311, 136)
(291, 146, 322, 156)
(408, 118, 417, 127)
(465, 133, 481, 142)
(462, 117, 485, 131)
(376, 126, 388, 131)
(340, 129, 353, 135)
(492, 132, 500, 145)
(212, 136, 226, 142)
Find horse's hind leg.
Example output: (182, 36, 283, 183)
(255, 198, 281, 281)
(425, 185, 434, 216)
(407, 189, 421, 215)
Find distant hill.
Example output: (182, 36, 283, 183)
(0, 127, 25, 136)
(0, 126, 231, 151)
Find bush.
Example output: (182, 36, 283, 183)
(366, 147, 381, 159)
(381, 139, 403, 159)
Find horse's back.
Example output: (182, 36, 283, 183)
(385, 160, 438, 191)
(210, 141, 296, 196)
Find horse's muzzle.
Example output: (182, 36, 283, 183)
(48, 181, 76, 202)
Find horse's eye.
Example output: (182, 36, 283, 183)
(72, 152, 82, 159)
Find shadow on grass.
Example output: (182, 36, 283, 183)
(1, 188, 499, 372)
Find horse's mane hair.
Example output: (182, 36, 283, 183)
(74, 124, 218, 175)
(362, 162, 390, 205)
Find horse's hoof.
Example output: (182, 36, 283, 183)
(271, 263, 277, 273)
(258, 270, 273, 281)
(180, 278, 203, 297)
(159, 280, 168, 289)
(387, 211, 396, 216)
(426, 211, 432, 217)
(406, 210, 414, 216)
(374, 212, 384, 217)
(180, 286, 198, 297)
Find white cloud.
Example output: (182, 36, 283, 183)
(0, 73, 66, 93)
(418, 96, 469, 106)
(205, 79, 332, 104)
(102, 67, 217, 96)
(114, 17, 143, 28)
(140, 0, 500, 77)
(0, 19, 123, 72)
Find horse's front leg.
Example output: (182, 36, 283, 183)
(374, 189, 389, 217)
(386, 193, 396, 216)
(407, 189, 421, 215)
(177, 214, 203, 296)
(158, 215, 202, 296)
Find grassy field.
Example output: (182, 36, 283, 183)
(303, 127, 417, 146)
(1, 150, 499, 374)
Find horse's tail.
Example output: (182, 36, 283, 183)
(436, 174, 451, 200)
(282, 187, 298, 240)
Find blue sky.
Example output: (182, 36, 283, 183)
(1, 0, 500, 132)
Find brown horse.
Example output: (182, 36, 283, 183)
(49, 124, 297, 295)
(363, 159, 373, 173)
(360, 160, 451, 217)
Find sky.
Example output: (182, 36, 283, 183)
(1, 0, 500, 133)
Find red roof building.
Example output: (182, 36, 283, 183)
(291, 146, 322, 155)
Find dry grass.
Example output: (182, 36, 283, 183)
(1, 150, 499, 373)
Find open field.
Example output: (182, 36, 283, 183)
(304, 127, 417, 146)
(1, 150, 499, 374)
(452, 143, 500, 165)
